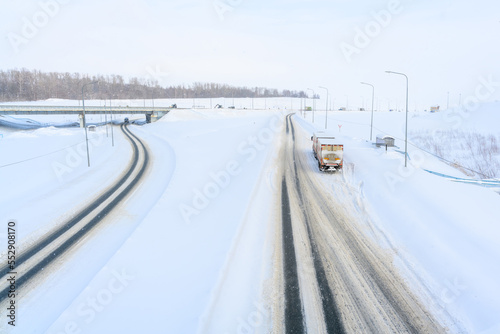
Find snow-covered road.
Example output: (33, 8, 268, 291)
(274, 114, 447, 333)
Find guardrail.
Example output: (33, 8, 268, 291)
(423, 169, 500, 189)
(394, 149, 499, 191)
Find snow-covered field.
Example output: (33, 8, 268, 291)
(1, 99, 499, 333)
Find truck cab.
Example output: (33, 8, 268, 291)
(312, 132, 343, 172)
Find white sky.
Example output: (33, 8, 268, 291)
(1, 0, 499, 109)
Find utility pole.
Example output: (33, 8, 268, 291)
(361, 82, 375, 141)
(318, 86, 329, 129)
(386, 71, 409, 167)
(81, 81, 99, 167)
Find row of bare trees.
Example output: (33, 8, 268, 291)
(0, 69, 307, 102)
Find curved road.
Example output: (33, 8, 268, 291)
(0, 124, 149, 302)
(277, 114, 446, 333)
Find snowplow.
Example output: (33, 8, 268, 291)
(311, 132, 343, 172)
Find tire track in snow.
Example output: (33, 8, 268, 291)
(281, 176, 306, 333)
(281, 114, 344, 333)
(0, 124, 149, 301)
(277, 114, 446, 333)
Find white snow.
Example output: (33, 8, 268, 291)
(1, 98, 499, 333)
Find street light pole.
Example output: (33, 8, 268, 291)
(318, 86, 329, 129)
(110, 98, 114, 147)
(385, 71, 409, 167)
(104, 98, 108, 137)
(361, 82, 375, 141)
(307, 88, 315, 123)
(81, 81, 99, 167)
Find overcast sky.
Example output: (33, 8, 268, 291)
(1, 0, 499, 109)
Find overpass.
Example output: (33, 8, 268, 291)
(0, 105, 171, 115)
(0, 105, 172, 124)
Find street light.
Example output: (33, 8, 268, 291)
(360, 82, 375, 141)
(385, 70, 409, 167)
(307, 88, 315, 123)
(318, 86, 329, 129)
(81, 81, 99, 167)
(109, 97, 114, 147)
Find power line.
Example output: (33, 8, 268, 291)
(0, 141, 85, 169)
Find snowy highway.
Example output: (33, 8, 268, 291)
(2, 0, 500, 331)
(0, 124, 149, 308)
(1, 102, 500, 333)
(276, 114, 445, 333)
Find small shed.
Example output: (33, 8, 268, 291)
(376, 135, 395, 147)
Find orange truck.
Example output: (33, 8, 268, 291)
(311, 132, 344, 171)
